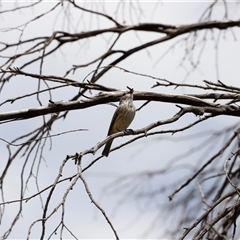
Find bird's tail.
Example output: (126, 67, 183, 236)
(102, 139, 113, 157)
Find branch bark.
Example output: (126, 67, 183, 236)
(1, 91, 236, 122)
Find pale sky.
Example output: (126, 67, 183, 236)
(0, 1, 240, 239)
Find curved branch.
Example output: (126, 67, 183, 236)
(0, 91, 225, 122)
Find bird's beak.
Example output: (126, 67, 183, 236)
(126, 86, 134, 94)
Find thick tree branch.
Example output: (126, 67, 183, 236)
(0, 91, 231, 122)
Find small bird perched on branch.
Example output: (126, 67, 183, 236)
(102, 88, 136, 157)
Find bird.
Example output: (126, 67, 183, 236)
(102, 90, 136, 157)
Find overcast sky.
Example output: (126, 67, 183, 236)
(1, 1, 240, 239)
